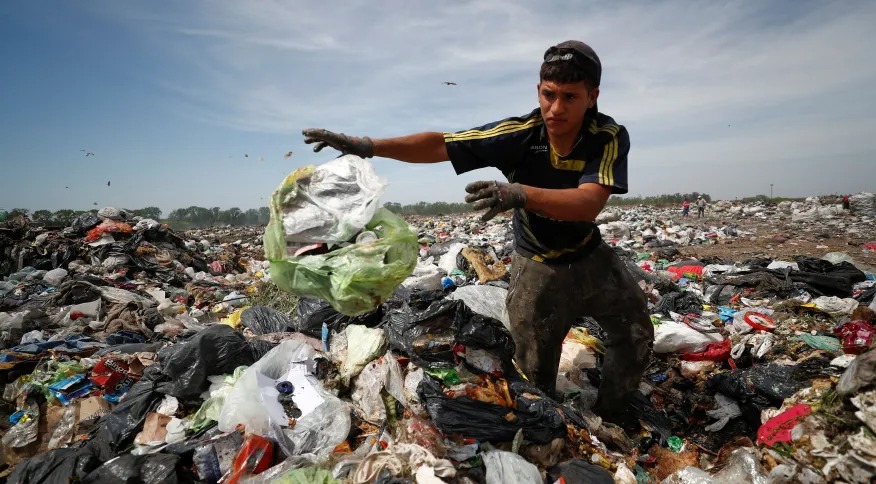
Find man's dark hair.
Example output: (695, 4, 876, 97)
(540, 62, 596, 89)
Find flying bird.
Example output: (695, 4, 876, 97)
(442, 81, 457, 86)
(107, 181, 111, 187)
(259, 156, 264, 161)
(284, 151, 294, 159)
(244, 154, 249, 158)
(65, 186, 69, 189)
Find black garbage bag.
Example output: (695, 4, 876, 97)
(295, 297, 382, 337)
(785, 256, 867, 297)
(88, 378, 162, 460)
(82, 453, 180, 484)
(385, 299, 514, 370)
(656, 291, 703, 316)
(706, 363, 806, 428)
(241, 305, 295, 335)
(418, 374, 565, 443)
(548, 459, 614, 484)
(71, 213, 101, 234)
(7, 446, 102, 484)
(153, 324, 264, 398)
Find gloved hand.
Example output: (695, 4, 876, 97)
(464, 181, 527, 222)
(302, 128, 374, 158)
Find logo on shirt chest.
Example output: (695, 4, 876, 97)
(530, 144, 549, 153)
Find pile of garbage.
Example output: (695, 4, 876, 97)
(3, 169, 876, 483)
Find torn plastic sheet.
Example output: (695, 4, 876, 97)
(838, 348, 876, 396)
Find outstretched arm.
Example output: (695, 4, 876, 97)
(372, 132, 448, 163)
(302, 128, 448, 163)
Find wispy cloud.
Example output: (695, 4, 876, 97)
(97, 0, 876, 201)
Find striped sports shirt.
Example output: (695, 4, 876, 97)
(444, 108, 630, 263)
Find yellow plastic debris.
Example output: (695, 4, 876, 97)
(565, 327, 606, 354)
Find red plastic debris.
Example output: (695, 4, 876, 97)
(85, 221, 133, 242)
(743, 312, 776, 331)
(834, 320, 876, 355)
(226, 434, 274, 484)
(682, 339, 731, 362)
(668, 265, 704, 280)
(757, 403, 812, 446)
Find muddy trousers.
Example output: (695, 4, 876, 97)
(505, 243, 654, 420)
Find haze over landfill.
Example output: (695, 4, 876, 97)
(2, 0, 875, 213)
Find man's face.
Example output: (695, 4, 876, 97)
(537, 80, 598, 138)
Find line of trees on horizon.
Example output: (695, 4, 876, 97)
(7, 192, 816, 229)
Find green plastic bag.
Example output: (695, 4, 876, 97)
(265, 175, 417, 315)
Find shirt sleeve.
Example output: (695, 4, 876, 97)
(577, 125, 630, 194)
(443, 112, 541, 175)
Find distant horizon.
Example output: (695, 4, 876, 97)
(1, 190, 862, 216)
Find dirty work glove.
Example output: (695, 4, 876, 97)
(465, 181, 527, 222)
(302, 128, 374, 158)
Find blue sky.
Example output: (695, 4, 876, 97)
(2, 0, 875, 215)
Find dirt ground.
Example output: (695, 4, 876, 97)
(675, 213, 876, 269)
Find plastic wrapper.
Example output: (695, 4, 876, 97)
(266, 206, 418, 316)
(483, 450, 543, 484)
(834, 320, 875, 355)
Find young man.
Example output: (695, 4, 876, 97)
(697, 196, 706, 218)
(302, 40, 653, 427)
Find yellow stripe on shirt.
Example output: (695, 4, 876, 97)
(445, 116, 543, 142)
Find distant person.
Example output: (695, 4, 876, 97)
(682, 198, 690, 217)
(303, 40, 653, 430)
(843, 195, 851, 210)
(696, 196, 706, 218)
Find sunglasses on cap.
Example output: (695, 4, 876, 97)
(543, 46, 591, 67)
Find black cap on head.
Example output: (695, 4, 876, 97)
(543, 40, 602, 117)
(544, 40, 601, 87)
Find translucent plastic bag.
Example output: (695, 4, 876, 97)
(266, 208, 418, 316)
(217, 340, 316, 436)
(265, 155, 386, 244)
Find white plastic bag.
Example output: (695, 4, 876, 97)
(217, 340, 316, 436)
(653, 322, 724, 354)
